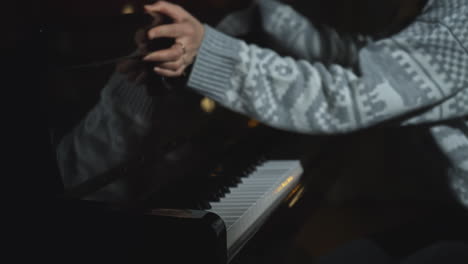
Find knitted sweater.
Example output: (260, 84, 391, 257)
(187, 0, 468, 207)
(55, 72, 157, 201)
(56, 0, 467, 205)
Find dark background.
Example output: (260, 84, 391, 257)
(5, 0, 468, 263)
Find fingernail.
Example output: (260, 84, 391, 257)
(154, 67, 162, 71)
(143, 55, 150, 61)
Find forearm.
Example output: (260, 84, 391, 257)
(188, 26, 364, 134)
(188, 25, 467, 134)
(217, 0, 365, 67)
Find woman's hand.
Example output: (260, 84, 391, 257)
(143, 1, 205, 78)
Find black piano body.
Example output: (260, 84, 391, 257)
(10, 1, 468, 263)
(12, 9, 330, 264)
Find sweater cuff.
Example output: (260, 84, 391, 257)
(102, 72, 155, 121)
(187, 25, 244, 102)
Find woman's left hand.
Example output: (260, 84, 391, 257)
(143, 1, 205, 78)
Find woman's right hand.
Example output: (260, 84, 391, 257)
(142, 1, 205, 78)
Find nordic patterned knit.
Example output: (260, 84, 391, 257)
(55, 72, 157, 201)
(55, 0, 468, 204)
(187, 0, 468, 207)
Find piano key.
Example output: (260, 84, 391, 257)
(216, 190, 226, 198)
(209, 203, 255, 209)
(208, 208, 246, 214)
(221, 186, 231, 194)
(207, 160, 303, 258)
(217, 198, 260, 204)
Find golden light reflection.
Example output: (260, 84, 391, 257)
(247, 119, 260, 128)
(121, 4, 135, 14)
(288, 186, 305, 208)
(275, 176, 294, 194)
(286, 184, 302, 200)
(201, 97, 216, 113)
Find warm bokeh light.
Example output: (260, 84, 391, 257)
(247, 119, 260, 128)
(121, 3, 135, 14)
(201, 97, 216, 113)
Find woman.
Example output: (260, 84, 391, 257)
(143, 0, 468, 209)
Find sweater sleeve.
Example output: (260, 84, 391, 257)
(216, 0, 364, 66)
(55, 72, 155, 195)
(187, 23, 468, 135)
(256, 0, 360, 63)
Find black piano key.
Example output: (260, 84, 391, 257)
(221, 186, 230, 194)
(226, 178, 240, 187)
(208, 192, 219, 202)
(198, 200, 212, 210)
(215, 184, 226, 194)
(243, 168, 254, 176)
(217, 189, 226, 198)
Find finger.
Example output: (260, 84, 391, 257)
(147, 23, 186, 39)
(158, 57, 185, 71)
(143, 46, 183, 62)
(154, 66, 185, 78)
(147, 12, 165, 26)
(144, 1, 186, 22)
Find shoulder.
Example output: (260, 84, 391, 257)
(418, 0, 467, 29)
(379, 0, 468, 59)
(356, 0, 468, 97)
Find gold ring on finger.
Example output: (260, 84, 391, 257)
(175, 41, 186, 55)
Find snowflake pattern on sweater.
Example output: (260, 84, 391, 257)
(188, 0, 468, 207)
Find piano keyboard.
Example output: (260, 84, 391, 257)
(207, 160, 303, 259)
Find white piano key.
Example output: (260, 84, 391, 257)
(217, 198, 259, 203)
(210, 202, 254, 207)
(226, 191, 267, 195)
(208, 160, 303, 255)
(246, 178, 281, 183)
(211, 211, 246, 216)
